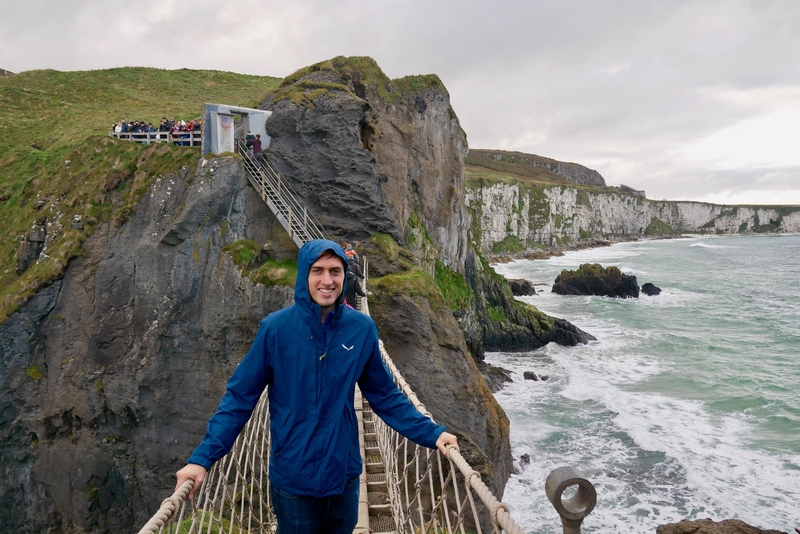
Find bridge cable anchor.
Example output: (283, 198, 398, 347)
(545, 466, 597, 534)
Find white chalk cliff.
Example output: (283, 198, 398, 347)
(466, 182, 800, 252)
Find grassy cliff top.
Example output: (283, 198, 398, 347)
(271, 55, 448, 108)
(467, 148, 643, 197)
(0, 67, 281, 322)
(465, 149, 576, 186)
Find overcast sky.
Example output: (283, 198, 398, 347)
(3, 0, 799, 205)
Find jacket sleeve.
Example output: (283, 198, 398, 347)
(357, 336, 445, 450)
(187, 320, 273, 468)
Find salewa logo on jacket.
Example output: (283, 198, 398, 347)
(342, 344, 354, 351)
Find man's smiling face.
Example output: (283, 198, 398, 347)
(307, 252, 345, 316)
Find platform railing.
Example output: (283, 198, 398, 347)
(108, 130, 201, 146)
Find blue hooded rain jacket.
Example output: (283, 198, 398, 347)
(187, 239, 446, 497)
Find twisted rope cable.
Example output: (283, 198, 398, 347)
(136, 480, 193, 534)
(446, 448, 525, 534)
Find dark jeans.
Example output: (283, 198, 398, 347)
(270, 476, 360, 534)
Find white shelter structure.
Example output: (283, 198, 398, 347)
(201, 103, 272, 156)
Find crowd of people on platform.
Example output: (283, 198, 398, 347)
(111, 117, 201, 145)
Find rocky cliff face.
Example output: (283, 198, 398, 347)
(0, 57, 606, 533)
(261, 58, 591, 359)
(263, 58, 469, 273)
(0, 159, 298, 532)
(468, 181, 800, 253)
(259, 56, 516, 496)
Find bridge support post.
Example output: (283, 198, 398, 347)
(545, 466, 596, 534)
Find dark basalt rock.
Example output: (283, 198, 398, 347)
(16, 218, 47, 274)
(656, 518, 788, 534)
(1, 160, 298, 533)
(642, 282, 662, 296)
(262, 57, 468, 271)
(552, 263, 639, 298)
(465, 251, 595, 357)
(509, 278, 536, 296)
(522, 371, 549, 381)
(483, 364, 513, 393)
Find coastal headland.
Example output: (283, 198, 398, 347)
(0, 58, 795, 533)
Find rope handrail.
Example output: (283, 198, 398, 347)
(376, 339, 526, 534)
(136, 480, 194, 534)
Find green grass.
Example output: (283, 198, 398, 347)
(223, 240, 297, 288)
(177, 510, 244, 534)
(645, 217, 677, 236)
(488, 305, 508, 323)
(465, 149, 573, 185)
(491, 235, 526, 254)
(270, 55, 447, 109)
(26, 365, 44, 380)
(224, 240, 261, 269)
(0, 67, 281, 322)
(434, 260, 475, 311)
(366, 232, 417, 269)
(371, 267, 448, 312)
(250, 259, 297, 288)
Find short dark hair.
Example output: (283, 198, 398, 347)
(314, 249, 346, 270)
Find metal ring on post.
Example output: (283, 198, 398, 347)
(545, 466, 596, 533)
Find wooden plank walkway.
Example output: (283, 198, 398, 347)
(355, 387, 396, 534)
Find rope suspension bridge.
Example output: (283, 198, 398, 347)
(136, 138, 597, 534)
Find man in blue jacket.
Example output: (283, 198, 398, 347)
(175, 239, 458, 533)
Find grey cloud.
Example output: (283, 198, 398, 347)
(3, 0, 800, 203)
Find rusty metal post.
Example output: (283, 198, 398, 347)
(545, 466, 596, 534)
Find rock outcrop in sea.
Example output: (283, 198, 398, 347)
(552, 263, 640, 298)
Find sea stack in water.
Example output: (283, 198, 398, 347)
(509, 278, 537, 296)
(641, 282, 662, 296)
(552, 263, 639, 298)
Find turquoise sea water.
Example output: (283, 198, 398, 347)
(490, 235, 800, 533)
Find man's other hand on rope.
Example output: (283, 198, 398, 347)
(436, 431, 459, 456)
(175, 463, 207, 500)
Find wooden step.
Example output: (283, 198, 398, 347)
(367, 472, 388, 492)
(369, 515, 396, 533)
(368, 490, 392, 516)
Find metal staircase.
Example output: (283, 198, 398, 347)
(235, 137, 330, 247)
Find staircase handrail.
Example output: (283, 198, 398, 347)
(235, 138, 330, 243)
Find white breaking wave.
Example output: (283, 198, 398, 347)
(487, 236, 800, 533)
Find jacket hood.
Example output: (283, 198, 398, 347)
(295, 239, 349, 317)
